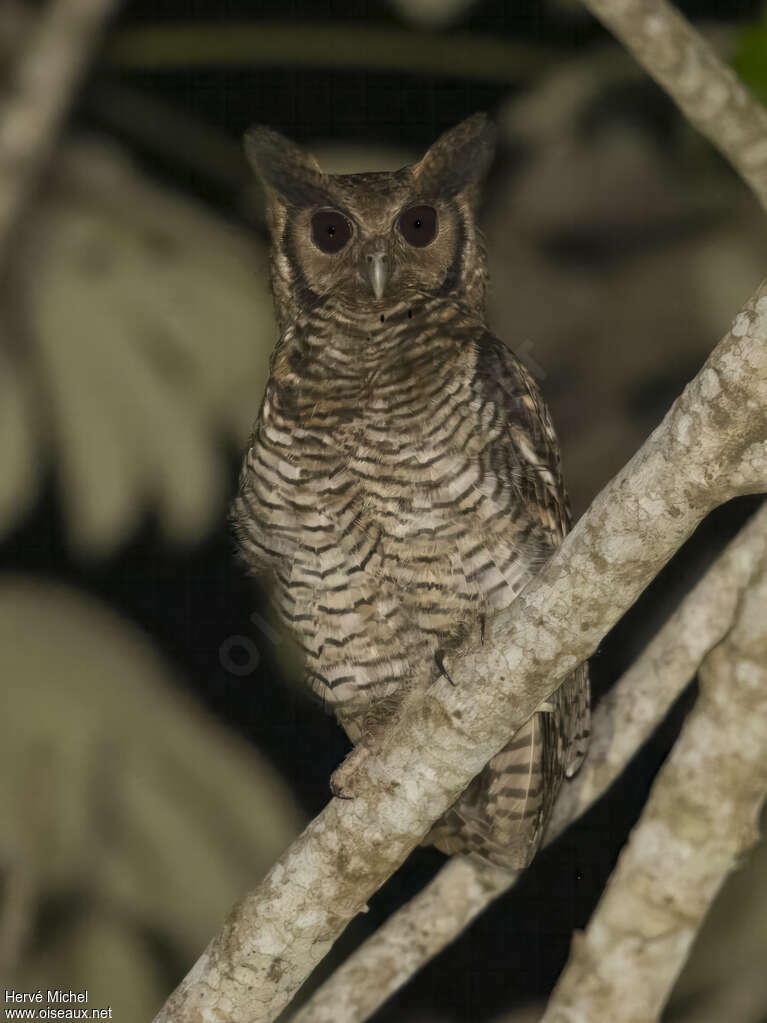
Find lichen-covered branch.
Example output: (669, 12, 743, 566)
(540, 557, 767, 1022)
(290, 500, 767, 1023)
(545, 497, 767, 840)
(578, 0, 767, 213)
(0, 0, 120, 267)
(105, 22, 555, 82)
(154, 282, 767, 1023)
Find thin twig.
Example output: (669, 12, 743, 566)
(578, 0, 767, 213)
(290, 500, 767, 1023)
(0, 0, 121, 269)
(105, 22, 558, 82)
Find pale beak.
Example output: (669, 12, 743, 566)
(366, 252, 388, 300)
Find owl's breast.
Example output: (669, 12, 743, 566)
(234, 334, 556, 709)
(237, 359, 547, 602)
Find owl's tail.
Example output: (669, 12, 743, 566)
(424, 711, 546, 871)
(424, 660, 590, 872)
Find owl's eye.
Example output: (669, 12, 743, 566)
(311, 210, 352, 254)
(398, 205, 438, 247)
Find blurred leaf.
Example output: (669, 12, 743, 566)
(387, 0, 480, 30)
(312, 143, 416, 174)
(0, 348, 38, 536)
(0, 577, 304, 1015)
(17, 138, 275, 555)
(17, 913, 167, 1023)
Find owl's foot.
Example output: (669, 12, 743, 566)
(329, 764, 355, 799)
(330, 741, 378, 800)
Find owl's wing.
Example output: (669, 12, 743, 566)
(473, 328, 590, 754)
(426, 331, 590, 869)
(471, 330, 571, 544)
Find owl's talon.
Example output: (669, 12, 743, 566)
(330, 773, 354, 799)
(330, 742, 376, 799)
(435, 649, 456, 686)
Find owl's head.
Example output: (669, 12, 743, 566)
(245, 114, 495, 327)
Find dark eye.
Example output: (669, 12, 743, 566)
(311, 210, 352, 254)
(398, 204, 437, 247)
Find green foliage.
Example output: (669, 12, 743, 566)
(734, 21, 767, 104)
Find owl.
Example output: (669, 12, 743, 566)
(233, 114, 590, 871)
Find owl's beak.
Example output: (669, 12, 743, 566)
(366, 251, 388, 300)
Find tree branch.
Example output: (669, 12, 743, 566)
(290, 499, 767, 1023)
(0, 0, 120, 269)
(154, 281, 767, 1023)
(540, 553, 767, 1022)
(104, 22, 556, 82)
(578, 0, 767, 213)
(290, 856, 514, 1023)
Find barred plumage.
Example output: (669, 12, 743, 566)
(233, 115, 590, 870)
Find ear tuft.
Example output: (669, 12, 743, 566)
(412, 112, 496, 199)
(244, 125, 328, 207)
